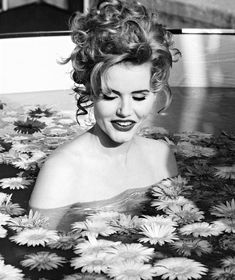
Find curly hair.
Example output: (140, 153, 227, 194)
(64, 0, 180, 120)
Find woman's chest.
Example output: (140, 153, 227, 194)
(71, 156, 158, 202)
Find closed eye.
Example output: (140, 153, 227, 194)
(133, 96, 146, 101)
(102, 94, 117, 100)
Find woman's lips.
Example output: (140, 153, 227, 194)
(111, 120, 136, 132)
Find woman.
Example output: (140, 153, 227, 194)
(29, 0, 180, 231)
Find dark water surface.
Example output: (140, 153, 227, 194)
(149, 87, 235, 135)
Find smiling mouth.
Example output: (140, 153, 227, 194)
(111, 120, 136, 132)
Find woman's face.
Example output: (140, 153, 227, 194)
(93, 62, 157, 145)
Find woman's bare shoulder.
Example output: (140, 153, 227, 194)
(136, 135, 178, 179)
(29, 134, 89, 209)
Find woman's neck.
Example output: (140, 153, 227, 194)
(88, 124, 135, 158)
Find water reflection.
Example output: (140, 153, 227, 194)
(149, 87, 235, 134)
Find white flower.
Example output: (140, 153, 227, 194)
(216, 218, 235, 233)
(71, 252, 110, 274)
(152, 176, 192, 199)
(221, 256, 235, 269)
(165, 204, 204, 224)
(21, 251, 66, 271)
(180, 222, 225, 237)
(107, 261, 156, 280)
(211, 267, 235, 280)
(210, 199, 235, 219)
(10, 228, 58, 247)
(214, 165, 235, 179)
(0, 226, 7, 238)
(30, 150, 47, 162)
(107, 243, 154, 263)
(0, 192, 9, 204)
(151, 196, 194, 211)
(139, 223, 178, 245)
(172, 238, 212, 257)
(72, 219, 117, 238)
(74, 236, 120, 256)
(109, 214, 141, 232)
(0, 213, 11, 226)
(0, 177, 32, 190)
(8, 210, 49, 232)
(0, 196, 25, 216)
(176, 141, 216, 158)
(48, 231, 81, 250)
(210, 220, 227, 235)
(0, 260, 24, 280)
(140, 215, 177, 228)
(154, 257, 208, 280)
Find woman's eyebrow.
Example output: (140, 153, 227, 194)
(111, 89, 150, 94)
(132, 89, 150, 94)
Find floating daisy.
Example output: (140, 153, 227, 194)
(210, 199, 235, 219)
(14, 118, 46, 134)
(21, 251, 66, 271)
(109, 214, 141, 233)
(151, 196, 194, 211)
(8, 210, 49, 232)
(11, 142, 36, 153)
(0, 212, 11, 226)
(140, 215, 177, 228)
(217, 218, 235, 233)
(176, 141, 216, 158)
(0, 192, 10, 204)
(152, 176, 192, 199)
(221, 256, 235, 269)
(10, 228, 58, 247)
(154, 257, 208, 280)
(71, 252, 110, 274)
(172, 238, 212, 257)
(180, 222, 224, 237)
(165, 204, 205, 224)
(74, 236, 120, 256)
(214, 165, 235, 180)
(0, 177, 32, 190)
(28, 106, 53, 118)
(0, 260, 24, 280)
(107, 243, 154, 263)
(139, 223, 178, 245)
(211, 267, 235, 280)
(11, 158, 34, 170)
(72, 219, 117, 238)
(48, 231, 82, 250)
(107, 261, 156, 280)
(0, 200, 25, 216)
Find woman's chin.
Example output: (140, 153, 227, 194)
(108, 132, 135, 145)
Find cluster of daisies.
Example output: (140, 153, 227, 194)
(0, 104, 235, 279)
(0, 178, 235, 279)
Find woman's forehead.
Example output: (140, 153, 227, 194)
(103, 62, 152, 90)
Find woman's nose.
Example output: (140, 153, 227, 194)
(116, 98, 132, 117)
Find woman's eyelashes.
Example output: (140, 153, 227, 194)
(133, 96, 146, 101)
(102, 94, 146, 101)
(102, 94, 116, 100)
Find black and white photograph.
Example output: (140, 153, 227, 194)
(0, 0, 234, 279)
